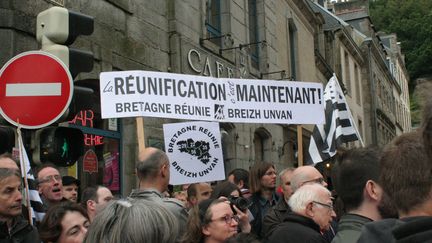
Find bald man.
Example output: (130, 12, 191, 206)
(129, 147, 188, 241)
(267, 165, 336, 242)
(290, 165, 328, 192)
(0, 153, 19, 170)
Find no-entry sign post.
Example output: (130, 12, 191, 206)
(0, 51, 73, 129)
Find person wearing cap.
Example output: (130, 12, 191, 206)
(62, 176, 80, 203)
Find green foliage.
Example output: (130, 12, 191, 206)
(370, 0, 432, 81)
(410, 95, 421, 127)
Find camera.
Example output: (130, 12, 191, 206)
(228, 196, 250, 213)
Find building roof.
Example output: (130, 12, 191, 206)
(337, 9, 369, 22)
(307, 1, 349, 31)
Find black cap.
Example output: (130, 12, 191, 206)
(62, 176, 80, 186)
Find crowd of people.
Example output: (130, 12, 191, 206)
(1, 101, 432, 243)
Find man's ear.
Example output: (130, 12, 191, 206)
(238, 180, 244, 189)
(161, 164, 169, 178)
(189, 197, 198, 206)
(305, 202, 315, 217)
(87, 200, 96, 211)
(202, 225, 211, 236)
(365, 180, 380, 201)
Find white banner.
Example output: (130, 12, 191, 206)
(163, 121, 225, 185)
(100, 71, 325, 124)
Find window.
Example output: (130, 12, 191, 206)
(358, 118, 363, 139)
(254, 128, 271, 163)
(248, 0, 259, 69)
(206, 0, 222, 46)
(288, 18, 297, 80)
(355, 64, 361, 104)
(344, 51, 351, 94)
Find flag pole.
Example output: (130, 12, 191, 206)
(332, 74, 365, 147)
(17, 125, 33, 225)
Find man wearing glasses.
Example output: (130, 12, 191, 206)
(36, 164, 63, 210)
(290, 165, 328, 192)
(277, 165, 336, 243)
(268, 183, 336, 243)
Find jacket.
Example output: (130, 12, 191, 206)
(358, 216, 432, 243)
(0, 216, 40, 243)
(267, 212, 327, 243)
(262, 197, 291, 240)
(129, 188, 188, 240)
(248, 192, 279, 239)
(331, 213, 372, 243)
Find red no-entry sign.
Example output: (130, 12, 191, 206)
(0, 51, 73, 129)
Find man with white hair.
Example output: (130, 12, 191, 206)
(267, 183, 336, 243)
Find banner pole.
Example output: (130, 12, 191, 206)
(17, 126, 33, 225)
(297, 125, 303, 167)
(136, 117, 146, 154)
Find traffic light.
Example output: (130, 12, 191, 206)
(0, 126, 15, 154)
(36, 6, 94, 78)
(33, 127, 84, 167)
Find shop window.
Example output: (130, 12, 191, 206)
(68, 109, 122, 195)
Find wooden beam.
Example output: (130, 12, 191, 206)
(297, 125, 303, 167)
(136, 117, 145, 154)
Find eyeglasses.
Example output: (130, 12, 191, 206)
(38, 174, 61, 184)
(302, 177, 325, 185)
(312, 201, 333, 210)
(211, 214, 240, 225)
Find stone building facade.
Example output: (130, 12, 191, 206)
(0, 0, 411, 195)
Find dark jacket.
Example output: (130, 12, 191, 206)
(267, 212, 327, 243)
(393, 216, 432, 243)
(248, 192, 279, 239)
(358, 216, 432, 243)
(331, 213, 372, 243)
(262, 197, 291, 240)
(0, 216, 40, 243)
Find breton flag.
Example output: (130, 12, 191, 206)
(17, 129, 45, 224)
(306, 75, 363, 164)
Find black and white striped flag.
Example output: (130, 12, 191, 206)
(306, 75, 361, 164)
(18, 131, 45, 224)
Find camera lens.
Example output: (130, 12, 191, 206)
(228, 196, 250, 212)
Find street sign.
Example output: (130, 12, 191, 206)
(83, 149, 98, 173)
(0, 51, 73, 129)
